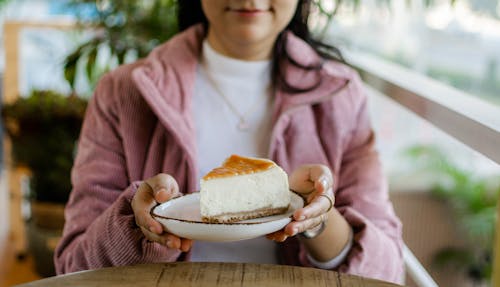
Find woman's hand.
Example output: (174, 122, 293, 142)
(131, 173, 193, 252)
(267, 164, 334, 242)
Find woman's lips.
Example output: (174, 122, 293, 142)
(228, 8, 269, 16)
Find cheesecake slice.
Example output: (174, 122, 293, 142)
(200, 155, 290, 223)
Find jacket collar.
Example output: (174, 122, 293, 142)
(132, 25, 204, 192)
(274, 32, 351, 115)
(133, 23, 352, 121)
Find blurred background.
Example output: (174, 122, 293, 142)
(0, 0, 499, 286)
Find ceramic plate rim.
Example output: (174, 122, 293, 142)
(151, 191, 304, 225)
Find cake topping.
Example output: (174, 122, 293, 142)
(203, 154, 275, 180)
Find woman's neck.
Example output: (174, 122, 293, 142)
(206, 28, 274, 61)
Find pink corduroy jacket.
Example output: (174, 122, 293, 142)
(54, 25, 404, 283)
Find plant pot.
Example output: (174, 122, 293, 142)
(27, 201, 65, 277)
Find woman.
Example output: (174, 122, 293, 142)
(55, 0, 404, 283)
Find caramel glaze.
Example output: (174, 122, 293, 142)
(203, 154, 275, 180)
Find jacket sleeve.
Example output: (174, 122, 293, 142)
(54, 74, 181, 274)
(291, 75, 404, 284)
(334, 95, 404, 282)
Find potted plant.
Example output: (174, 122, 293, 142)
(1, 90, 88, 276)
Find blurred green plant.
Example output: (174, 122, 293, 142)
(1, 90, 88, 203)
(63, 0, 178, 92)
(401, 144, 499, 284)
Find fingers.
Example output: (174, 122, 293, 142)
(133, 173, 180, 234)
(132, 173, 179, 235)
(267, 181, 334, 243)
(180, 238, 194, 252)
(266, 230, 288, 242)
(145, 173, 180, 203)
(266, 213, 328, 242)
(289, 164, 333, 195)
(131, 173, 191, 251)
(140, 226, 193, 252)
(136, 174, 179, 235)
(140, 226, 168, 245)
(286, 213, 328, 237)
(132, 182, 164, 235)
(294, 192, 334, 221)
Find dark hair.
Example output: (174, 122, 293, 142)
(178, 0, 344, 93)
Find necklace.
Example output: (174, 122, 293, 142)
(201, 62, 267, 132)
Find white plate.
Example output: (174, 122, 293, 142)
(151, 191, 304, 242)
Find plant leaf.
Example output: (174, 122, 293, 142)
(433, 247, 474, 269)
(64, 53, 79, 91)
(86, 45, 98, 82)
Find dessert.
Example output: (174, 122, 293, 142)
(200, 155, 290, 223)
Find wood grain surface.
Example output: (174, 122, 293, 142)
(14, 262, 403, 287)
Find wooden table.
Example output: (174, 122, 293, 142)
(14, 262, 403, 287)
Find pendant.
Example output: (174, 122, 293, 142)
(237, 118, 251, 131)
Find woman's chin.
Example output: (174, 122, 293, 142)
(229, 28, 273, 46)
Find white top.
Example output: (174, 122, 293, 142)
(194, 41, 274, 178)
(191, 40, 277, 264)
(191, 40, 352, 267)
